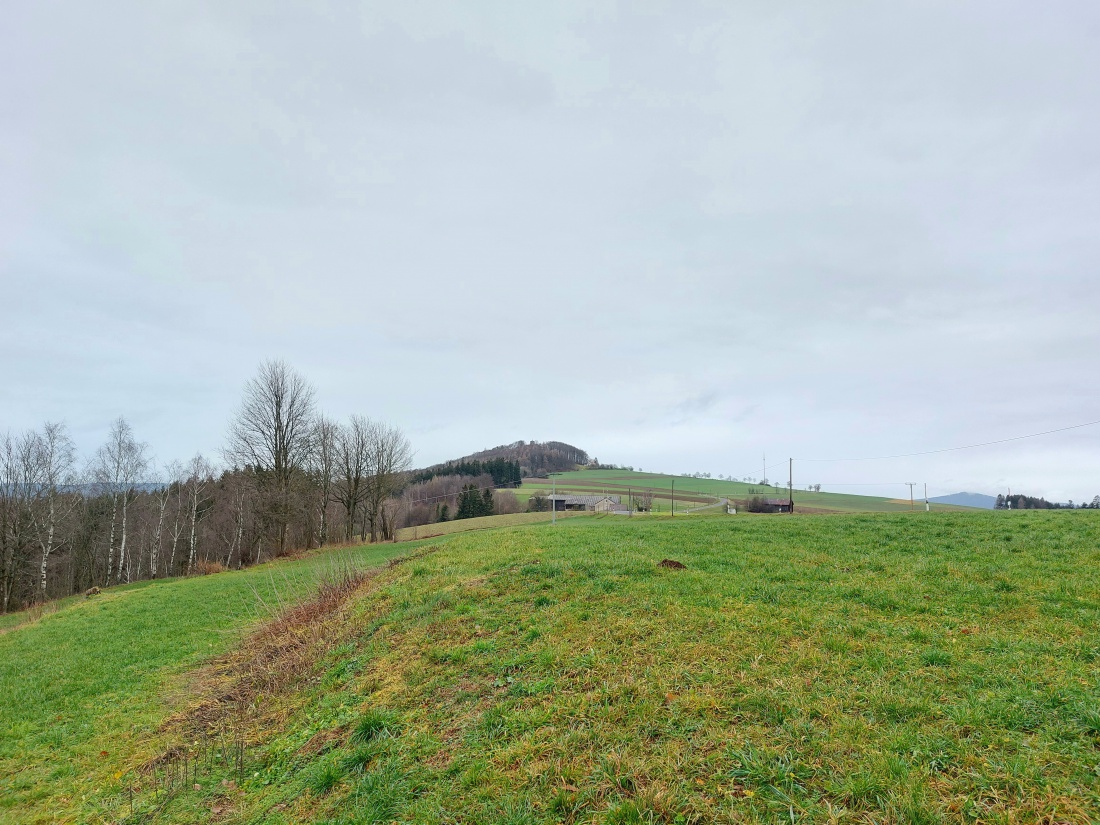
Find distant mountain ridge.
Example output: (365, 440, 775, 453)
(928, 492, 997, 509)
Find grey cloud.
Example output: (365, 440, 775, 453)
(2, 0, 1098, 501)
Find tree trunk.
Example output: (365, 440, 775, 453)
(188, 493, 199, 573)
(105, 492, 118, 586)
(117, 492, 130, 584)
(150, 494, 167, 579)
(38, 498, 56, 600)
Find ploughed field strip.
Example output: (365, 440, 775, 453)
(4, 512, 1100, 823)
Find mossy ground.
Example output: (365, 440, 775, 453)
(5, 512, 1100, 823)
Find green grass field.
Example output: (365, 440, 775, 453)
(518, 469, 971, 513)
(394, 510, 590, 542)
(4, 511, 1099, 823)
(0, 541, 412, 824)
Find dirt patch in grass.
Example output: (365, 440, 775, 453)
(154, 549, 439, 753)
(153, 571, 369, 759)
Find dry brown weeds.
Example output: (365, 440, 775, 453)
(153, 548, 438, 758)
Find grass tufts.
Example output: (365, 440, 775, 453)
(351, 709, 399, 745)
(919, 648, 952, 667)
(307, 758, 345, 795)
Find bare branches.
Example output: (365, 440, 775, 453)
(224, 360, 315, 486)
(225, 361, 316, 555)
(307, 416, 339, 547)
(24, 423, 78, 599)
(91, 417, 148, 585)
(1, 360, 418, 611)
(364, 421, 412, 542)
(334, 415, 371, 542)
(185, 454, 214, 574)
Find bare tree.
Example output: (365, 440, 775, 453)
(24, 423, 78, 600)
(334, 415, 371, 542)
(0, 432, 34, 612)
(308, 415, 338, 547)
(494, 489, 522, 515)
(218, 470, 255, 568)
(146, 462, 178, 579)
(163, 460, 187, 577)
(91, 417, 148, 585)
(364, 421, 413, 542)
(185, 453, 213, 573)
(224, 360, 316, 555)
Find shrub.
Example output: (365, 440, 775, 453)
(745, 496, 779, 513)
(193, 559, 227, 576)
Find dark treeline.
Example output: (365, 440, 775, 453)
(408, 458, 521, 488)
(0, 360, 413, 613)
(456, 484, 496, 519)
(456, 441, 589, 477)
(996, 494, 1100, 510)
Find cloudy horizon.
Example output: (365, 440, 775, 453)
(3, 1, 1099, 503)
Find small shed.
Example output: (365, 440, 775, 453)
(548, 494, 622, 512)
(766, 497, 794, 513)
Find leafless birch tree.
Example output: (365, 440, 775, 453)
(24, 422, 77, 600)
(91, 417, 148, 586)
(147, 461, 183, 579)
(164, 461, 187, 577)
(185, 453, 213, 573)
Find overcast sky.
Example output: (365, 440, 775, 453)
(3, 1, 1099, 502)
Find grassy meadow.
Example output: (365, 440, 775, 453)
(4, 510, 1100, 823)
(517, 469, 970, 514)
(0, 541, 412, 824)
(394, 510, 590, 542)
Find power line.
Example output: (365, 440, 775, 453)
(403, 480, 521, 506)
(796, 417, 1100, 463)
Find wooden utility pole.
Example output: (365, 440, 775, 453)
(788, 458, 794, 513)
(906, 482, 916, 510)
(671, 477, 675, 517)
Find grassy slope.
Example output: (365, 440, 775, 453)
(0, 541, 413, 824)
(55, 510, 1100, 824)
(394, 510, 590, 542)
(518, 469, 968, 513)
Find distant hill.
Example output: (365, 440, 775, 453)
(928, 492, 997, 509)
(416, 440, 589, 478)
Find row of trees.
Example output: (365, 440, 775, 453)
(463, 441, 588, 476)
(399, 473, 524, 527)
(409, 458, 522, 488)
(1, 361, 414, 612)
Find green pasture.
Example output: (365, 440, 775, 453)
(520, 469, 970, 513)
(0, 541, 412, 824)
(395, 510, 590, 541)
(4, 510, 1097, 823)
